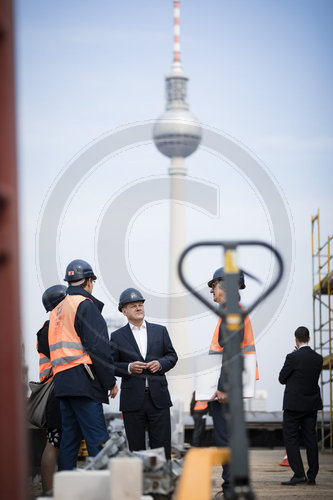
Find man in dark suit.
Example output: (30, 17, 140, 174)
(279, 326, 323, 486)
(110, 288, 178, 459)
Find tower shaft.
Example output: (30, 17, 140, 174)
(169, 158, 187, 299)
(168, 161, 192, 406)
(153, 0, 201, 408)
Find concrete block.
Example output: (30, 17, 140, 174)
(53, 470, 110, 500)
(109, 457, 142, 500)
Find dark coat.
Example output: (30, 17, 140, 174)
(279, 346, 323, 412)
(53, 286, 116, 403)
(110, 321, 178, 411)
(37, 320, 51, 358)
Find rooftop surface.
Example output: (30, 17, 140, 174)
(211, 449, 333, 499)
(30, 448, 333, 499)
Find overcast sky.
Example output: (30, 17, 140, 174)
(16, 0, 333, 411)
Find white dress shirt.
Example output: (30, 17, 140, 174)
(130, 320, 147, 359)
(128, 321, 148, 386)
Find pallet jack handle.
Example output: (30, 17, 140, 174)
(178, 240, 284, 319)
(177, 240, 284, 499)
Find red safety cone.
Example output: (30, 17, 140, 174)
(279, 452, 289, 466)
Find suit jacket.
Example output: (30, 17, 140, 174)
(279, 346, 323, 412)
(110, 321, 178, 411)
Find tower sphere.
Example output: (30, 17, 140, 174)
(153, 108, 201, 159)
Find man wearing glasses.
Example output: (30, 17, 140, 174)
(207, 267, 258, 498)
(110, 288, 178, 459)
(49, 259, 118, 470)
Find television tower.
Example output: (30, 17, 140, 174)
(153, 0, 201, 403)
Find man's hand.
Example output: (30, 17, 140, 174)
(109, 384, 118, 399)
(129, 361, 147, 374)
(146, 360, 161, 373)
(210, 390, 228, 404)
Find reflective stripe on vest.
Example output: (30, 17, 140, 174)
(209, 313, 259, 380)
(39, 353, 53, 382)
(193, 401, 208, 411)
(37, 338, 53, 383)
(49, 295, 93, 375)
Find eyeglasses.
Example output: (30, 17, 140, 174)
(211, 280, 224, 290)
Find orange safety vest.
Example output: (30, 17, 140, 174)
(37, 337, 53, 383)
(209, 313, 259, 380)
(193, 401, 208, 411)
(49, 295, 93, 375)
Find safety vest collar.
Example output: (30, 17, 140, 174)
(66, 286, 104, 312)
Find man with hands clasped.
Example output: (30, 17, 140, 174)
(110, 288, 178, 459)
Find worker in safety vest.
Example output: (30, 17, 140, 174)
(208, 267, 258, 498)
(49, 259, 118, 470)
(36, 284, 67, 495)
(190, 391, 209, 447)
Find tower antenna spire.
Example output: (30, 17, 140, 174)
(172, 0, 182, 73)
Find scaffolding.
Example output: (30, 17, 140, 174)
(311, 209, 333, 450)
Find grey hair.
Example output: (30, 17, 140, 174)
(68, 278, 85, 286)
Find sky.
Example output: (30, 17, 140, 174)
(15, 0, 333, 411)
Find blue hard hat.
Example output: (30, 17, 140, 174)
(64, 259, 97, 283)
(207, 267, 245, 289)
(118, 288, 145, 312)
(42, 285, 67, 312)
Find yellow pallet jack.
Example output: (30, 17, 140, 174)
(177, 240, 283, 500)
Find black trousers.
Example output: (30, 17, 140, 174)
(122, 390, 171, 459)
(209, 400, 230, 491)
(192, 412, 206, 447)
(283, 409, 319, 480)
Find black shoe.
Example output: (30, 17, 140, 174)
(214, 487, 231, 498)
(307, 479, 316, 485)
(281, 476, 306, 486)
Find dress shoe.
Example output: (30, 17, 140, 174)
(307, 479, 316, 485)
(214, 488, 231, 498)
(281, 476, 306, 485)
